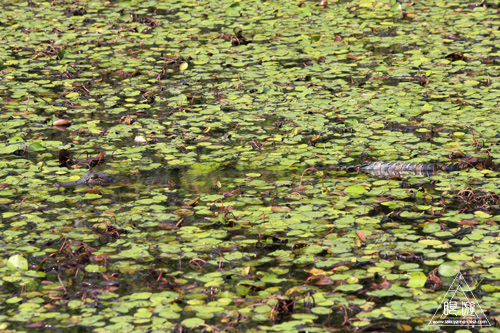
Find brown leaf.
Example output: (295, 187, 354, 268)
(84, 189, 102, 194)
(2, 97, 19, 103)
(52, 119, 71, 126)
(121, 114, 132, 125)
(293, 186, 307, 191)
(0, 183, 15, 191)
(356, 231, 366, 243)
(158, 222, 179, 230)
(369, 75, 388, 81)
(53, 125, 70, 132)
(373, 277, 391, 289)
(455, 219, 478, 226)
(306, 275, 334, 285)
(427, 267, 442, 290)
(271, 206, 291, 213)
(26, 321, 44, 328)
(95, 151, 106, 161)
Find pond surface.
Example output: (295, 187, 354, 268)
(1, 0, 500, 331)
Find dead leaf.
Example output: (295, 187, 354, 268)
(53, 119, 70, 126)
(356, 231, 366, 243)
(305, 275, 334, 285)
(121, 114, 132, 125)
(455, 219, 478, 226)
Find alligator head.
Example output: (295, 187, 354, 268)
(53, 170, 115, 188)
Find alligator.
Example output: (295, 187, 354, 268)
(340, 159, 491, 178)
(53, 170, 115, 188)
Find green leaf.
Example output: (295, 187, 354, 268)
(7, 255, 28, 271)
(438, 262, 461, 277)
(407, 271, 426, 288)
(344, 185, 368, 194)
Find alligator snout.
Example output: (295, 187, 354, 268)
(53, 170, 115, 188)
